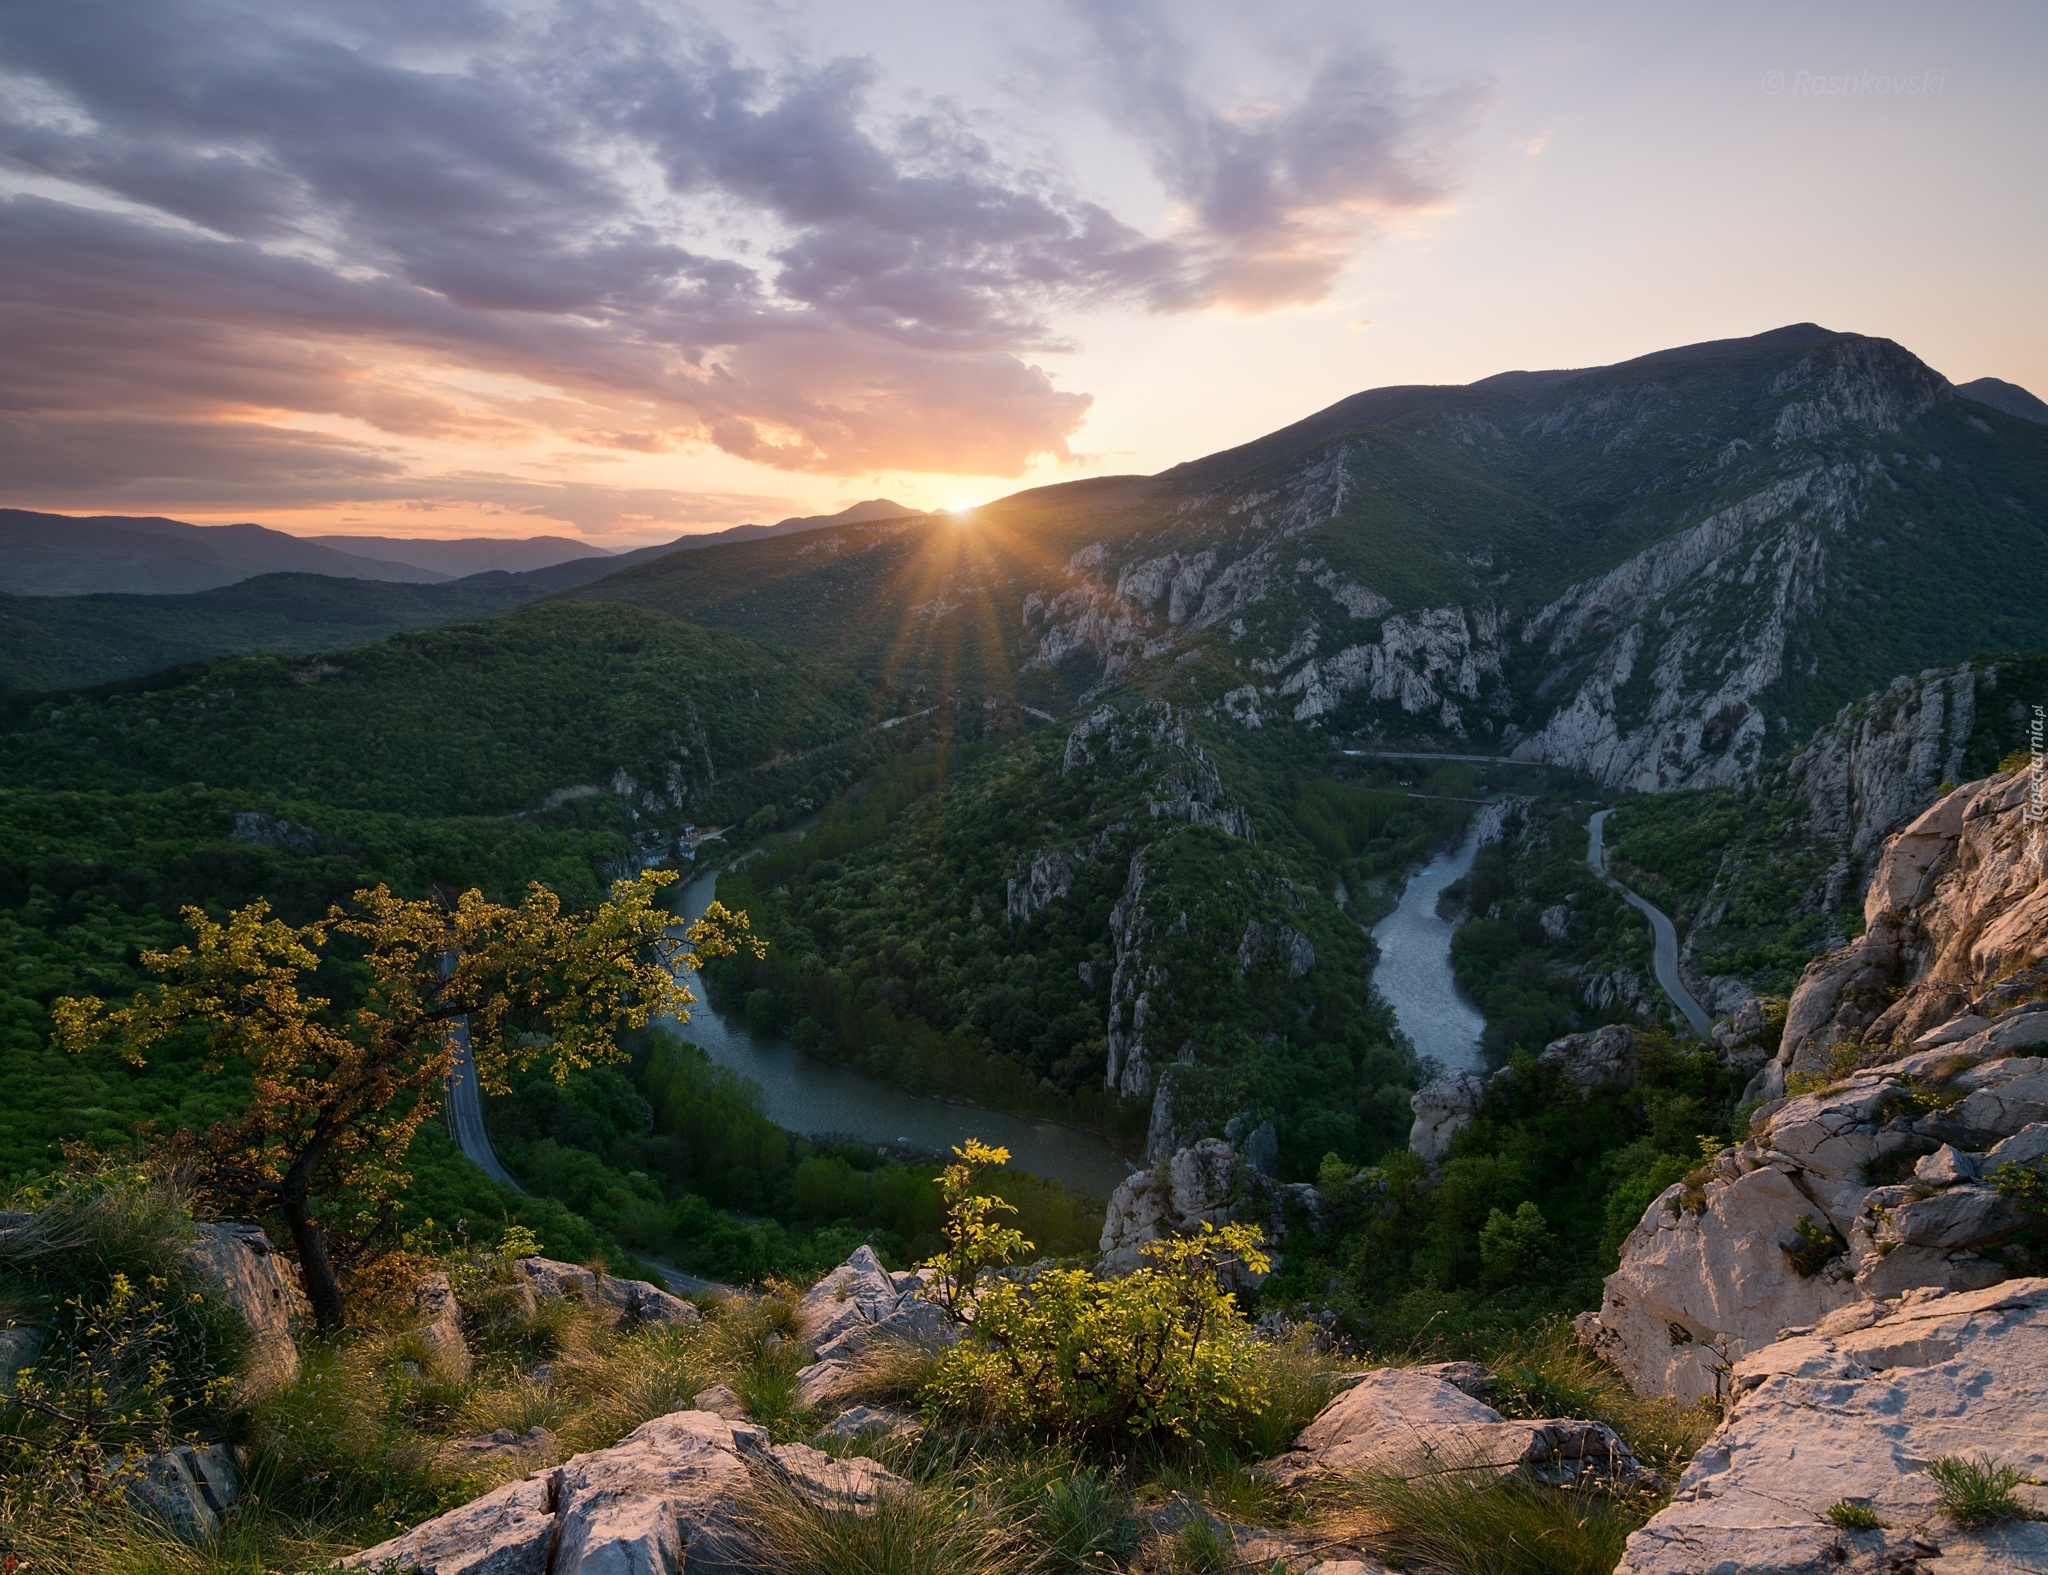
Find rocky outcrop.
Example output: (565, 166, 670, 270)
(129, 1443, 238, 1544)
(342, 1411, 757, 1574)
(1061, 701, 1253, 840)
(1581, 770, 2048, 1401)
(513, 1257, 701, 1330)
(1258, 1362, 1655, 1493)
(1408, 1073, 1488, 1163)
(1096, 1139, 1322, 1281)
(179, 1221, 309, 1400)
(415, 1271, 473, 1380)
(1535, 1025, 1642, 1096)
(790, 1245, 951, 1408)
(1007, 844, 1083, 925)
(1616, 1279, 2048, 1575)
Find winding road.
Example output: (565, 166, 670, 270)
(443, 1021, 736, 1299)
(1586, 808, 1712, 1035)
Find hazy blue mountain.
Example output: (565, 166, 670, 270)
(304, 533, 611, 576)
(0, 510, 448, 594)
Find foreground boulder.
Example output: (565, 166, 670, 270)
(1258, 1361, 1655, 1492)
(181, 1220, 309, 1398)
(1617, 1278, 2048, 1575)
(1582, 770, 2048, 1400)
(342, 1405, 913, 1573)
(128, 1443, 237, 1544)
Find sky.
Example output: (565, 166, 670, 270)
(2, 0, 2042, 545)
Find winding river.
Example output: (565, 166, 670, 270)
(1369, 829, 1488, 1073)
(665, 864, 1137, 1198)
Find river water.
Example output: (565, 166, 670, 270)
(663, 864, 1137, 1198)
(1370, 830, 1487, 1073)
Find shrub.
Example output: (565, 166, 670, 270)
(1925, 1455, 2031, 1527)
(919, 1141, 1272, 1445)
(1826, 1499, 1887, 1530)
(1782, 1214, 1845, 1278)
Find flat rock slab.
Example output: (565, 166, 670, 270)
(1617, 1277, 2048, 1575)
(1262, 1364, 1650, 1491)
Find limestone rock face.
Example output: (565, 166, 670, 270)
(1260, 1363, 1654, 1493)
(1783, 664, 1977, 858)
(1616, 1279, 2048, 1575)
(790, 1245, 954, 1408)
(1585, 770, 2048, 1401)
(1408, 1073, 1489, 1163)
(180, 1221, 309, 1399)
(1536, 1025, 1641, 1097)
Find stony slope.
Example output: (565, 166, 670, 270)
(1581, 761, 2048, 1402)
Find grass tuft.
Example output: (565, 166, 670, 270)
(1826, 1499, 1887, 1531)
(1925, 1455, 2032, 1527)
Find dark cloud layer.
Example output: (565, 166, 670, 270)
(0, 0, 1470, 514)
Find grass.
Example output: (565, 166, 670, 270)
(740, 1469, 1018, 1575)
(1925, 1455, 2033, 1527)
(1318, 1471, 1652, 1575)
(1826, 1499, 1887, 1531)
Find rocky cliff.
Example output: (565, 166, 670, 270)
(1579, 765, 2048, 1403)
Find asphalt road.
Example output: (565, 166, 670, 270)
(443, 1020, 737, 1299)
(1586, 809, 1712, 1035)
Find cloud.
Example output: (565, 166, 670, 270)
(0, 0, 1472, 512)
(1064, 0, 1486, 309)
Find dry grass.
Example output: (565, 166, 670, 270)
(1315, 1469, 1653, 1575)
(739, 1470, 1020, 1575)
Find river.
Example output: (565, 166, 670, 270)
(664, 864, 1137, 1198)
(1370, 828, 1487, 1073)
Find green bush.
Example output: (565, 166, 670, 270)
(919, 1144, 1273, 1445)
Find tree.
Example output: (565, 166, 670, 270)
(53, 872, 760, 1327)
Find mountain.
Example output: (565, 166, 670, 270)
(0, 510, 449, 594)
(303, 533, 610, 576)
(673, 498, 923, 550)
(577, 324, 2048, 792)
(1956, 374, 2048, 425)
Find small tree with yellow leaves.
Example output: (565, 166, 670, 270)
(920, 1141, 1272, 1444)
(53, 873, 760, 1327)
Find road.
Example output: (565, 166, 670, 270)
(443, 1020, 738, 1299)
(1586, 809, 1712, 1035)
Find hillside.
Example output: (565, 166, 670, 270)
(0, 600, 874, 826)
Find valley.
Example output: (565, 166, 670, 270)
(2, 325, 2045, 1572)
